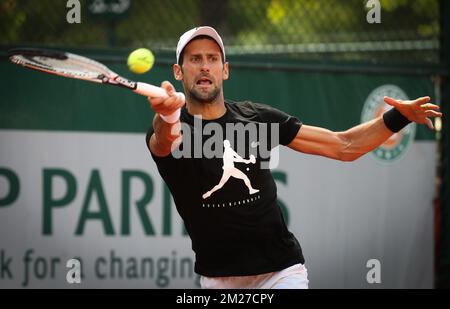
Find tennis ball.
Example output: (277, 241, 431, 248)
(127, 48, 154, 74)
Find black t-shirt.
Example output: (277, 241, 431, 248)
(146, 100, 305, 276)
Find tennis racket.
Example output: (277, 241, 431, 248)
(8, 48, 183, 100)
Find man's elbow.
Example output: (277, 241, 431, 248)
(335, 133, 363, 162)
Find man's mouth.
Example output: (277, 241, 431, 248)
(196, 77, 213, 85)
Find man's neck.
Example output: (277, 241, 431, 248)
(186, 97, 227, 120)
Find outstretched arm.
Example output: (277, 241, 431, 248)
(287, 96, 442, 162)
(148, 81, 185, 157)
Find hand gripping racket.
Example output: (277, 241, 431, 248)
(8, 48, 184, 101)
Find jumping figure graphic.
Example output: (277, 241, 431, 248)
(202, 140, 259, 199)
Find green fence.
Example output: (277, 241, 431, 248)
(0, 0, 439, 64)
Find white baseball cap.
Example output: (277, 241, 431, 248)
(176, 26, 226, 64)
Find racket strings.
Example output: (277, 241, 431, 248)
(12, 53, 115, 80)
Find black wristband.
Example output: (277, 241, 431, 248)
(382, 108, 411, 133)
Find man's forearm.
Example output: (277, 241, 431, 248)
(338, 116, 394, 161)
(149, 114, 181, 157)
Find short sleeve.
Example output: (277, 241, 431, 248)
(251, 103, 302, 146)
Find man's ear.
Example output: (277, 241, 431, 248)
(223, 62, 229, 80)
(173, 64, 183, 81)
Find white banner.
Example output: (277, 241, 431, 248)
(0, 130, 435, 288)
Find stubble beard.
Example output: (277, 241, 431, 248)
(188, 86, 221, 104)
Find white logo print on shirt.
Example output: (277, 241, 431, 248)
(202, 140, 259, 199)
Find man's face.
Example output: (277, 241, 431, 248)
(174, 38, 229, 103)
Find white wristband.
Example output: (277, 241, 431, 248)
(159, 108, 181, 124)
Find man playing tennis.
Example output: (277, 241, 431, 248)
(146, 26, 442, 289)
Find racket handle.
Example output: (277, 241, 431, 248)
(134, 82, 168, 98)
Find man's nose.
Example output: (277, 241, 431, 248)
(199, 59, 210, 72)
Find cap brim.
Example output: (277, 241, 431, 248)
(176, 26, 225, 64)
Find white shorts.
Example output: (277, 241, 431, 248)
(200, 263, 309, 289)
